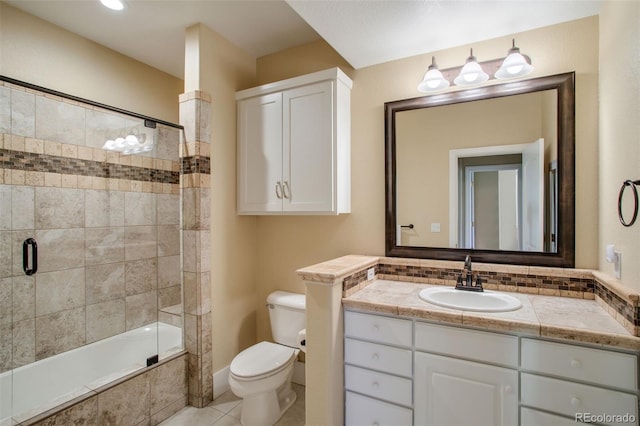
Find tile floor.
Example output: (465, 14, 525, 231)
(159, 384, 305, 426)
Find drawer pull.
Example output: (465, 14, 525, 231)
(570, 358, 582, 368)
(372, 381, 379, 389)
(372, 353, 379, 361)
(570, 397, 581, 407)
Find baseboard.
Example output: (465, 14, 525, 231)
(213, 366, 230, 399)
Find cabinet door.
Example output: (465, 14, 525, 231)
(414, 352, 517, 426)
(237, 92, 283, 213)
(283, 81, 334, 213)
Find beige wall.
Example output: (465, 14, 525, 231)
(182, 24, 259, 373)
(254, 17, 600, 342)
(599, 1, 640, 290)
(0, 3, 182, 123)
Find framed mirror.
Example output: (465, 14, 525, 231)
(385, 72, 575, 267)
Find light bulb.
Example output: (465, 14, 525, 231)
(100, 0, 124, 11)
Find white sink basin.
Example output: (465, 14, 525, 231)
(418, 287, 522, 312)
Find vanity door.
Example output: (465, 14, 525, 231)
(414, 352, 518, 426)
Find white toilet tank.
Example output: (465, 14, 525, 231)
(266, 291, 305, 348)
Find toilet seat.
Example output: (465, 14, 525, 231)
(230, 341, 296, 380)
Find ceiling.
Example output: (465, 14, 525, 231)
(6, 0, 602, 79)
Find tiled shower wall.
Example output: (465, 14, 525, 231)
(0, 80, 182, 373)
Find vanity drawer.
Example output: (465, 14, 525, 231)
(345, 391, 412, 426)
(521, 373, 638, 425)
(521, 338, 638, 391)
(520, 407, 578, 426)
(415, 321, 518, 367)
(344, 310, 412, 347)
(345, 365, 412, 407)
(345, 338, 412, 377)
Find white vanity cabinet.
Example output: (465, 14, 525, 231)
(344, 311, 413, 426)
(343, 309, 640, 426)
(414, 322, 519, 426)
(520, 338, 639, 426)
(236, 68, 351, 215)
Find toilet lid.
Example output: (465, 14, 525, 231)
(230, 341, 296, 379)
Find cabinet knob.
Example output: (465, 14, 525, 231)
(570, 397, 581, 407)
(372, 353, 379, 361)
(570, 358, 582, 368)
(372, 381, 379, 389)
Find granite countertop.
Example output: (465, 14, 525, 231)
(343, 279, 640, 351)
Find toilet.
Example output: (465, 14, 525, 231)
(229, 291, 305, 426)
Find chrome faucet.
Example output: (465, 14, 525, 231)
(455, 255, 484, 292)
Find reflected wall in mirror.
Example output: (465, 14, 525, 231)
(385, 73, 575, 267)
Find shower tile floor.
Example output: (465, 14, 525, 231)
(159, 383, 305, 426)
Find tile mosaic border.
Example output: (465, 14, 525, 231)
(340, 259, 640, 337)
(0, 148, 179, 184)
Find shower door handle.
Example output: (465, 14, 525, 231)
(23, 238, 38, 276)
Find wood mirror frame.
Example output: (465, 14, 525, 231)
(385, 72, 575, 267)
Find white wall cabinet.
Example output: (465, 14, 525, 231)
(237, 68, 351, 215)
(344, 309, 640, 426)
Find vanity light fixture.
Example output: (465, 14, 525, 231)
(100, 0, 125, 11)
(495, 39, 533, 79)
(417, 57, 450, 93)
(454, 49, 489, 86)
(417, 40, 533, 92)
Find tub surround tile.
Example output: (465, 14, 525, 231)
(35, 307, 86, 359)
(33, 228, 84, 273)
(12, 318, 35, 368)
(35, 268, 85, 316)
(0, 87, 10, 133)
(157, 225, 180, 257)
(11, 186, 35, 230)
(125, 258, 158, 296)
(86, 299, 125, 343)
(21, 394, 98, 426)
(125, 291, 158, 331)
(85, 190, 124, 228)
(35, 96, 86, 146)
(125, 192, 157, 226)
(97, 371, 150, 426)
(124, 226, 157, 261)
(0, 232, 11, 278)
(16, 389, 97, 426)
(85, 227, 125, 266)
(149, 356, 188, 416)
(10, 89, 35, 138)
(0, 277, 10, 325)
(35, 187, 84, 229)
(85, 263, 125, 304)
(157, 255, 180, 289)
(0, 323, 12, 373)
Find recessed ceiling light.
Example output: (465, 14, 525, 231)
(100, 0, 125, 11)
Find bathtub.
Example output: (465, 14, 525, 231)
(0, 322, 182, 424)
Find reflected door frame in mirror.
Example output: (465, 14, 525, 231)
(385, 72, 575, 267)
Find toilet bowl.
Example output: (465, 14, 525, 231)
(228, 291, 305, 426)
(229, 341, 298, 426)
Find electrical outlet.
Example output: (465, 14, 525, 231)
(367, 268, 375, 281)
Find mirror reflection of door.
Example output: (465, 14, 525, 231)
(464, 165, 521, 250)
(459, 138, 544, 251)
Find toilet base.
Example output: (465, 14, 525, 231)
(239, 382, 297, 426)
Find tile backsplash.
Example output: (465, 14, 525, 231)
(0, 80, 182, 373)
